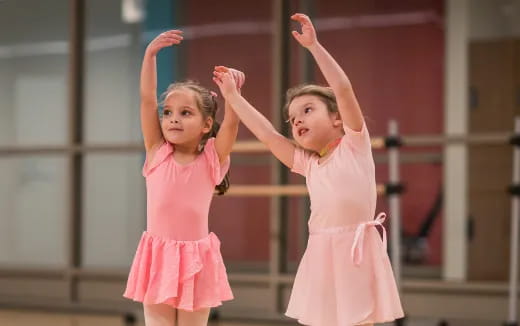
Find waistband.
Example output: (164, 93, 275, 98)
(309, 212, 387, 266)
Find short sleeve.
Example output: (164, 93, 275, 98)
(142, 141, 173, 177)
(291, 146, 314, 177)
(203, 138, 230, 185)
(343, 121, 371, 153)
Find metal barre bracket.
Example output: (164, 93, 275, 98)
(385, 136, 403, 148)
(386, 182, 405, 195)
(508, 184, 520, 197)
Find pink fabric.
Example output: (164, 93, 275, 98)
(124, 138, 233, 311)
(286, 123, 404, 325)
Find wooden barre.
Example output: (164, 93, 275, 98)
(232, 138, 387, 153)
(0, 138, 386, 155)
(3, 133, 515, 155)
(224, 184, 387, 196)
(226, 185, 308, 196)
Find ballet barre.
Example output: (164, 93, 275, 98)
(225, 184, 388, 196)
(507, 117, 520, 326)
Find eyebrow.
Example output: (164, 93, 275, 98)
(288, 102, 314, 118)
(164, 105, 194, 110)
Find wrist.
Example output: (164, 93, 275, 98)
(307, 41, 321, 53)
(225, 89, 239, 101)
(144, 48, 157, 58)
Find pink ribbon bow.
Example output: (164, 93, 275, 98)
(351, 212, 387, 266)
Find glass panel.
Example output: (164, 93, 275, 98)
(0, 156, 68, 267)
(84, 0, 142, 144)
(0, 0, 69, 146)
(82, 153, 146, 268)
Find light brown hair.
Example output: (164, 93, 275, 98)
(283, 84, 338, 121)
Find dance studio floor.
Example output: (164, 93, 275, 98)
(0, 309, 502, 326)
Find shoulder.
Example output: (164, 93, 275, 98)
(142, 141, 173, 177)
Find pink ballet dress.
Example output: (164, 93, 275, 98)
(123, 138, 233, 311)
(285, 123, 404, 325)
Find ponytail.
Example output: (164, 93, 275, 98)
(206, 120, 230, 196)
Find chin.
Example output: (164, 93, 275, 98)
(164, 135, 181, 144)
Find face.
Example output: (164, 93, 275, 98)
(161, 89, 212, 146)
(287, 94, 342, 152)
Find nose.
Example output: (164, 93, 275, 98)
(169, 114, 180, 124)
(294, 117, 303, 126)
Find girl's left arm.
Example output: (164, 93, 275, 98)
(214, 68, 244, 163)
(291, 13, 364, 132)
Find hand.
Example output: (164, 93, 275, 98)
(145, 30, 183, 56)
(215, 66, 245, 91)
(290, 13, 318, 49)
(212, 66, 239, 99)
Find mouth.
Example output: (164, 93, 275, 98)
(297, 128, 309, 137)
(168, 127, 183, 132)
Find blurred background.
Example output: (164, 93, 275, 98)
(0, 0, 519, 325)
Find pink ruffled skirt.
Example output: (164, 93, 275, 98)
(123, 231, 233, 311)
(286, 215, 404, 325)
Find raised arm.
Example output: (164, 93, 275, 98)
(140, 30, 183, 152)
(213, 67, 244, 164)
(213, 68, 296, 169)
(291, 13, 364, 132)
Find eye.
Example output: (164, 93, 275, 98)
(286, 117, 295, 125)
(304, 107, 312, 114)
(163, 109, 172, 116)
(181, 110, 192, 116)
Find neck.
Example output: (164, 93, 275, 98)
(172, 138, 203, 154)
(318, 136, 342, 157)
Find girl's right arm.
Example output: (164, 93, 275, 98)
(291, 14, 364, 132)
(213, 69, 296, 169)
(140, 30, 183, 152)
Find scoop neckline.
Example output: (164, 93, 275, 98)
(172, 146, 204, 167)
(316, 140, 342, 167)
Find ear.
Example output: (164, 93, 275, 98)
(202, 116, 214, 134)
(332, 112, 342, 128)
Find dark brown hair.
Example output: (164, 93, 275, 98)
(160, 80, 229, 195)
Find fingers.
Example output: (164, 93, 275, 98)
(212, 76, 222, 87)
(153, 38, 181, 48)
(212, 70, 225, 78)
(291, 30, 302, 42)
(213, 68, 234, 82)
(291, 13, 310, 24)
(212, 71, 230, 85)
(214, 66, 229, 73)
(146, 30, 184, 55)
(154, 30, 183, 44)
(237, 71, 245, 88)
(228, 69, 242, 89)
(161, 30, 183, 36)
(157, 37, 182, 45)
(157, 30, 183, 41)
(160, 35, 183, 42)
